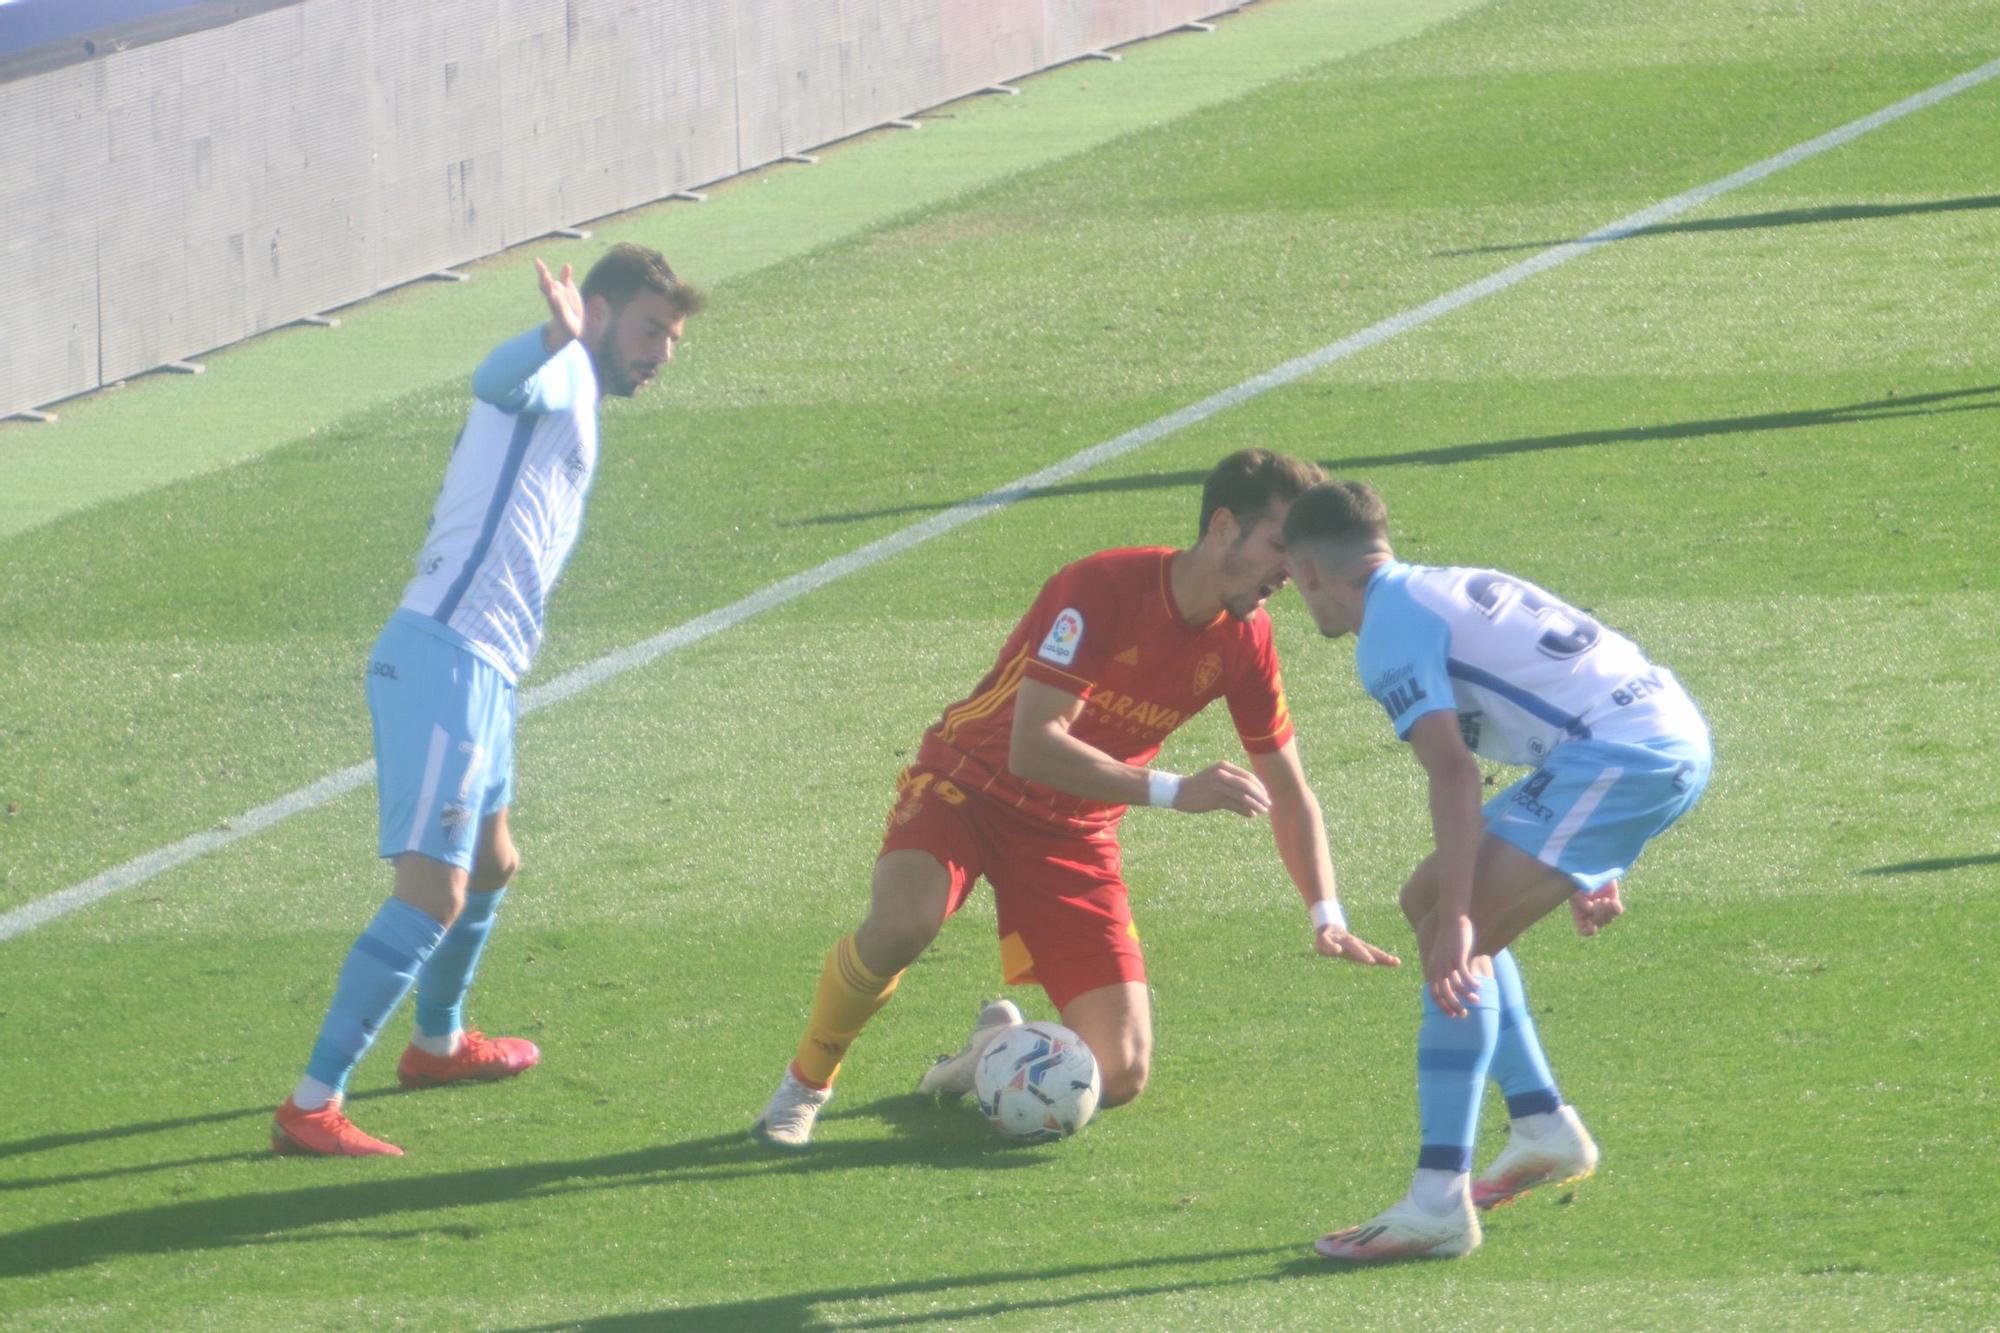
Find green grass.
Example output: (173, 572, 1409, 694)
(3, 0, 1998, 1326)
(0, 0, 1484, 538)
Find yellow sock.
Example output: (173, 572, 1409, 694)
(791, 933, 902, 1089)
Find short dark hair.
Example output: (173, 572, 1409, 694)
(1197, 449, 1327, 541)
(1281, 480, 1389, 553)
(580, 243, 705, 317)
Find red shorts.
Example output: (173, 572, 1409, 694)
(879, 765, 1144, 1011)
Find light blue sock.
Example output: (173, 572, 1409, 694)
(1488, 948, 1563, 1118)
(414, 886, 507, 1038)
(303, 898, 446, 1094)
(1416, 976, 1501, 1174)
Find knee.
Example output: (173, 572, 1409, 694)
(855, 901, 943, 974)
(470, 847, 520, 894)
(1096, 1052, 1150, 1109)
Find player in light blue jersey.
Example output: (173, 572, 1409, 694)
(1282, 480, 1711, 1260)
(274, 245, 704, 1157)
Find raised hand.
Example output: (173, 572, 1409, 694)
(1313, 926, 1401, 966)
(535, 258, 585, 349)
(1173, 761, 1272, 817)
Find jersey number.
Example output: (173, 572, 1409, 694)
(1465, 573, 1602, 660)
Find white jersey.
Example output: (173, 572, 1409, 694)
(397, 331, 600, 682)
(1353, 562, 1705, 765)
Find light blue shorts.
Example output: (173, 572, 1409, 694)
(366, 610, 516, 870)
(1483, 733, 1711, 892)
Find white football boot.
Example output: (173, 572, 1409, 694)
(916, 998, 1024, 1097)
(750, 1070, 832, 1149)
(1472, 1104, 1600, 1209)
(1315, 1193, 1482, 1262)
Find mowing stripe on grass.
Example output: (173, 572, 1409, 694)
(5, 56, 1996, 945)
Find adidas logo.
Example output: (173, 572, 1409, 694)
(1112, 646, 1139, 666)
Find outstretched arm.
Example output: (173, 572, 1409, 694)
(1405, 710, 1486, 1015)
(1249, 741, 1398, 967)
(1006, 678, 1271, 816)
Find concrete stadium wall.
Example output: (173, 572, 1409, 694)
(0, 0, 1227, 419)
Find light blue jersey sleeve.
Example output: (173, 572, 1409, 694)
(1354, 571, 1457, 739)
(471, 327, 580, 415)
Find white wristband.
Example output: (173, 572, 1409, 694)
(1310, 899, 1348, 932)
(1146, 770, 1182, 809)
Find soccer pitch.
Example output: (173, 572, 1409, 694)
(3, 0, 1997, 1326)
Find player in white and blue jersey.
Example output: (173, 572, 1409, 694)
(274, 245, 704, 1157)
(1281, 480, 1711, 1260)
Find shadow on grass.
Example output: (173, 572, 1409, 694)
(797, 385, 2000, 526)
(1860, 851, 2000, 877)
(501, 1245, 1349, 1331)
(0, 1085, 402, 1162)
(0, 1150, 272, 1194)
(1439, 193, 2000, 257)
(0, 1094, 1050, 1278)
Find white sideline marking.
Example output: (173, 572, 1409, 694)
(5, 58, 1996, 945)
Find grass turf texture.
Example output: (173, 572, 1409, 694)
(3, 0, 1998, 1325)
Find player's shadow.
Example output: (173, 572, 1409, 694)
(0, 1095, 1046, 1279)
(0, 1086, 403, 1162)
(499, 1244, 1330, 1330)
(1860, 851, 2000, 877)
(1438, 192, 2000, 256)
(0, 1150, 273, 1194)
(796, 384, 2000, 525)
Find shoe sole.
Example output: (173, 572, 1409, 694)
(397, 1061, 537, 1090)
(271, 1126, 402, 1158)
(1314, 1236, 1478, 1262)
(749, 1120, 812, 1150)
(1474, 1163, 1596, 1211)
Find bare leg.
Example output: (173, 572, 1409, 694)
(1059, 981, 1153, 1109)
(393, 851, 470, 929)
(853, 849, 954, 976)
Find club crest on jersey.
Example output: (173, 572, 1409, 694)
(1038, 608, 1085, 666)
(439, 803, 475, 845)
(1192, 652, 1223, 694)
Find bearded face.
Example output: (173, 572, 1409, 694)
(1217, 509, 1292, 622)
(587, 288, 686, 398)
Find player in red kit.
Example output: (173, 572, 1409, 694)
(752, 450, 1401, 1146)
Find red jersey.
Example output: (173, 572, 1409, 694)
(915, 547, 1295, 832)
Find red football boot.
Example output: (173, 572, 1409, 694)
(272, 1098, 404, 1157)
(396, 1029, 541, 1089)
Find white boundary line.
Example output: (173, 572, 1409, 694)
(6, 57, 1996, 944)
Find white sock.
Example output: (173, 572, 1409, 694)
(1409, 1167, 1470, 1216)
(291, 1075, 340, 1111)
(409, 1029, 461, 1057)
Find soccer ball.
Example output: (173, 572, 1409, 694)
(974, 1021, 1101, 1143)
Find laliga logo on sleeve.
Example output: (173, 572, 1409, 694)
(1038, 608, 1085, 666)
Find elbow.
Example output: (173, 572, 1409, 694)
(1005, 744, 1039, 783)
(1005, 731, 1055, 785)
(469, 376, 512, 413)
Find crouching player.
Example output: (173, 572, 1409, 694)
(751, 450, 1400, 1147)
(1282, 480, 1711, 1260)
